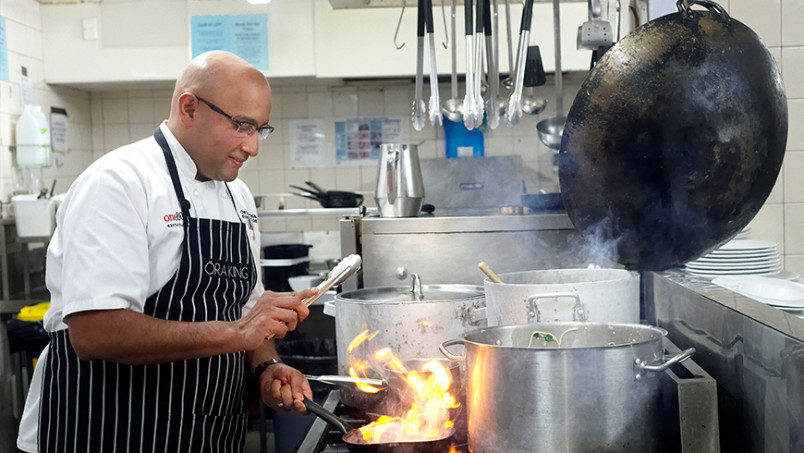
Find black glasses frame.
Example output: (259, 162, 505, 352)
(196, 96, 274, 140)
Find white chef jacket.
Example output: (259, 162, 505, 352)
(17, 122, 265, 452)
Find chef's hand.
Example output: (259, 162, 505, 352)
(259, 362, 312, 412)
(238, 289, 315, 351)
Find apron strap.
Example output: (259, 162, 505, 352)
(154, 128, 191, 221)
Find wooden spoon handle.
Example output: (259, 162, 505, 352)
(478, 262, 503, 283)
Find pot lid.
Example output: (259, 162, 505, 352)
(338, 284, 484, 303)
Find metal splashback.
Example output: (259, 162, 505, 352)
(340, 213, 578, 289)
(419, 155, 541, 211)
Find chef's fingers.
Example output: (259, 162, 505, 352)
(266, 378, 287, 411)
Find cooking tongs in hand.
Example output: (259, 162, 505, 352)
(302, 254, 362, 307)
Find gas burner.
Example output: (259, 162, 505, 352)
(297, 390, 467, 453)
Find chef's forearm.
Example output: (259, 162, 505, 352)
(245, 341, 281, 372)
(65, 308, 244, 365)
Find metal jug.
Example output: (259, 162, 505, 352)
(375, 144, 425, 217)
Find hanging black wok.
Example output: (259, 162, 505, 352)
(558, 0, 787, 270)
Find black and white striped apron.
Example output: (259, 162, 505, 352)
(39, 129, 258, 452)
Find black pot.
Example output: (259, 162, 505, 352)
(262, 243, 312, 291)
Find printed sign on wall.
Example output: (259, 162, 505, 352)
(190, 14, 269, 71)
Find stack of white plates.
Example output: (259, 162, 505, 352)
(712, 276, 804, 317)
(684, 239, 782, 278)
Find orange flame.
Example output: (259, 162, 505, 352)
(346, 331, 459, 444)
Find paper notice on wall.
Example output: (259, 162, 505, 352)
(50, 107, 69, 153)
(289, 119, 325, 168)
(19, 67, 32, 108)
(335, 116, 402, 166)
(0, 18, 8, 81)
(190, 14, 269, 71)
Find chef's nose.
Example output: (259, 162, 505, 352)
(241, 134, 260, 157)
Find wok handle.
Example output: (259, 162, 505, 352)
(634, 347, 696, 379)
(302, 396, 351, 435)
(440, 338, 466, 362)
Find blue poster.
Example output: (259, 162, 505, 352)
(190, 14, 268, 71)
(0, 18, 8, 81)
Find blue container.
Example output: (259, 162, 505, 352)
(443, 115, 485, 159)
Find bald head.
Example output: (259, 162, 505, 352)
(169, 51, 271, 123)
(165, 51, 273, 181)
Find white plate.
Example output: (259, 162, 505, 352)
(685, 266, 782, 277)
(693, 254, 781, 264)
(718, 239, 779, 251)
(684, 259, 782, 271)
(712, 276, 804, 309)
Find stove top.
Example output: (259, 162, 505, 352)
(297, 390, 467, 453)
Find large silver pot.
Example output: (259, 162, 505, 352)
(484, 268, 640, 325)
(441, 322, 694, 453)
(326, 277, 485, 409)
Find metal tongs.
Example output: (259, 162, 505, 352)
(412, 0, 427, 130)
(423, 0, 442, 126)
(305, 374, 386, 388)
(505, 0, 535, 125)
(302, 254, 362, 307)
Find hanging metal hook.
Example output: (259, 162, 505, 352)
(393, 1, 407, 50)
(441, 0, 449, 48)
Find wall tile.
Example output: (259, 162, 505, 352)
(785, 253, 804, 277)
(357, 89, 384, 116)
(102, 98, 129, 125)
(788, 99, 804, 150)
(784, 202, 804, 254)
(784, 151, 804, 202)
(749, 203, 785, 249)
(306, 91, 333, 119)
(782, 0, 804, 46)
(280, 92, 309, 119)
(782, 47, 804, 99)
(102, 124, 130, 151)
(257, 169, 286, 195)
(127, 97, 154, 123)
(258, 142, 286, 170)
(332, 89, 358, 117)
(731, 0, 782, 47)
(383, 87, 410, 115)
(334, 166, 361, 191)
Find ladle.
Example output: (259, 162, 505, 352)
(537, 0, 565, 149)
(522, 45, 547, 115)
(478, 261, 503, 283)
(441, 0, 463, 122)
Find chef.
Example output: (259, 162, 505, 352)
(17, 50, 315, 452)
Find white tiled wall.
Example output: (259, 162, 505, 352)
(0, 0, 803, 275)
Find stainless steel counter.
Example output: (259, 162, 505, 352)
(645, 270, 804, 452)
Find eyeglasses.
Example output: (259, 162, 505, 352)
(196, 96, 274, 140)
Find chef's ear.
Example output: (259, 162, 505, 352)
(176, 92, 199, 123)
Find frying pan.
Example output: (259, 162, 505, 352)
(559, 0, 787, 270)
(303, 396, 455, 453)
(290, 184, 364, 208)
(521, 192, 563, 211)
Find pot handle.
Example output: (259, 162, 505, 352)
(634, 347, 696, 379)
(526, 292, 588, 322)
(440, 338, 466, 362)
(323, 300, 336, 317)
